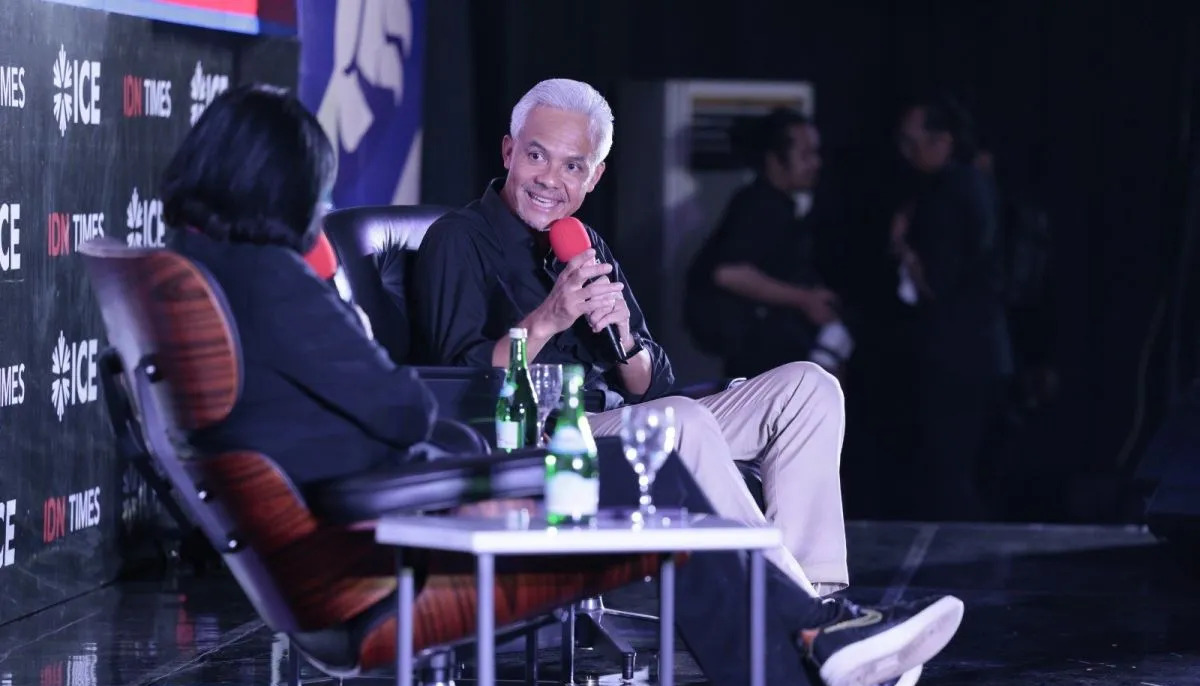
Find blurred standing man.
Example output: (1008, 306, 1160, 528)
(893, 94, 1014, 520)
(686, 108, 854, 378)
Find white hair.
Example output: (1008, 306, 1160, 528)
(509, 78, 614, 165)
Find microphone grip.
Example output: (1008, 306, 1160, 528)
(603, 323, 626, 362)
(581, 265, 629, 362)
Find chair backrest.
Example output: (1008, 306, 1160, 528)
(79, 240, 395, 641)
(81, 239, 242, 546)
(322, 205, 453, 365)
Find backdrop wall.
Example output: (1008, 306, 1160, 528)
(422, 0, 1200, 522)
(0, 0, 296, 626)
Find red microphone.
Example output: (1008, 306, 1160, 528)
(548, 216, 591, 263)
(548, 217, 627, 361)
(304, 230, 338, 281)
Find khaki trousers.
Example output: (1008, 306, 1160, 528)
(589, 362, 849, 594)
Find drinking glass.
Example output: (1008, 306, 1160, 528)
(529, 364, 563, 447)
(619, 405, 677, 520)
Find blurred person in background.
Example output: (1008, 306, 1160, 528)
(892, 94, 1014, 520)
(686, 108, 855, 379)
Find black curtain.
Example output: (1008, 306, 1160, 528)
(421, 0, 1200, 521)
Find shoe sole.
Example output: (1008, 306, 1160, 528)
(895, 664, 923, 686)
(819, 596, 963, 686)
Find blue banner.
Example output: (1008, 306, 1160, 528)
(297, 0, 425, 208)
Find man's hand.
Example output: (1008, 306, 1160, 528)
(585, 288, 635, 353)
(890, 205, 913, 257)
(898, 245, 935, 301)
(799, 287, 840, 326)
(528, 249, 625, 339)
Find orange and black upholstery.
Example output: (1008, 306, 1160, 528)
(79, 239, 662, 680)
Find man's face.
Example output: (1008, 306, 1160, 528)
(779, 123, 822, 191)
(500, 106, 606, 230)
(897, 107, 952, 174)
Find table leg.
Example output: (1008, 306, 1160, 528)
(396, 549, 414, 686)
(561, 604, 576, 685)
(749, 550, 765, 686)
(524, 623, 539, 685)
(659, 555, 675, 686)
(477, 553, 496, 686)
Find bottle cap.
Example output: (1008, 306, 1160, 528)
(509, 327, 528, 340)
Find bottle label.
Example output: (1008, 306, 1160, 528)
(548, 426, 587, 454)
(545, 471, 599, 519)
(496, 420, 521, 450)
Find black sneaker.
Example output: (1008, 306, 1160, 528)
(797, 595, 963, 686)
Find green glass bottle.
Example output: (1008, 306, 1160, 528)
(495, 327, 539, 451)
(544, 365, 599, 525)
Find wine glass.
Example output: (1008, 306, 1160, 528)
(529, 364, 563, 447)
(619, 405, 677, 521)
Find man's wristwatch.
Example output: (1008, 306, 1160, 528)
(618, 336, 644, 364)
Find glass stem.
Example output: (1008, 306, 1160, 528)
(637, 475, 655, 514)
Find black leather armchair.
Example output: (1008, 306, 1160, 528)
(323, 204, 504, 442)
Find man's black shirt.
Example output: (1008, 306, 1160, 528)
(410, 179, 675, 410)
(908, 162, 1013, 377)
(686, 177, 822, 375)
(693, 177, 820, 288)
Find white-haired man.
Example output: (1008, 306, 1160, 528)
(409, 79, 962, 685)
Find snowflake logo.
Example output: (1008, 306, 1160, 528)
(189, 62, 229, 125)
(125, 187, 144, 247)
(316, 1, 412, 154)
(52, 45, 73, 137)
(50, 331, 70, 421)
(189, 62, 205, 102)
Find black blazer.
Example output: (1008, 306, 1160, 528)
(169, 230, 438, 487)
(909, 163, 1014, 378)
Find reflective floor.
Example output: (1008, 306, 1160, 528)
(0, 521, 1196, 685)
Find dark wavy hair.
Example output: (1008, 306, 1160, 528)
(161, 84, 335, 253)
(731, 107, 813, 172)
(904, 93, 979, 164)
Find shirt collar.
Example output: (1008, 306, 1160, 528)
(753, 175, 799, 208)
(480, 177, 542, 247)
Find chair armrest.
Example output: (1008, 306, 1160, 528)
(308, 448, 547, 524)
(312, 434, 731, 525)
(428, 418, 491, 455)
(413, 366, 505, 442)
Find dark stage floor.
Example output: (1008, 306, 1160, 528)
(1, 521, 1197, 685)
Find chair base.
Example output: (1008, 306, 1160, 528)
(285, 630, 552, 686)
(282, 597, 660, 685)
(565, 596, 661, 684)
